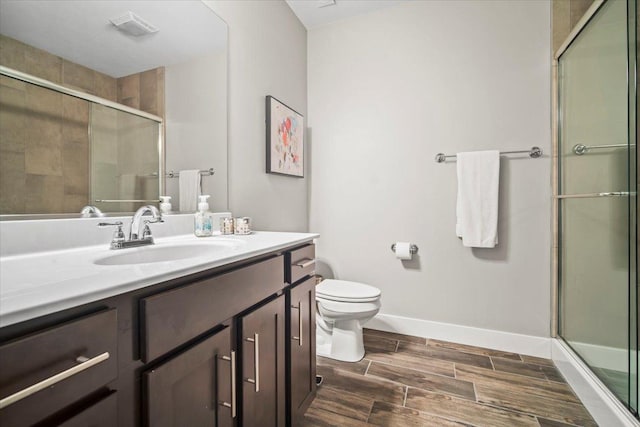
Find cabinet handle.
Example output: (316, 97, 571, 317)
(291, 302, 303, 347)
(219, 351, 237, 418)
(294, 258, 315, 269)
(245, 333, 260, 392)
(0, 352, 110, 410)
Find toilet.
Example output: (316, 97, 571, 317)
(315, 279, 382, 362)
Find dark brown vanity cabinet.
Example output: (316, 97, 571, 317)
(239, 296, 286, 427)
(285, 245, 317, 426)
(0, 242, 318, 427)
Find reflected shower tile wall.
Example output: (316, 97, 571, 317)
(0, 34, 120, 214)
(0, 150, 25, 213)
(118, 74, 140, 110)
(25, 174, 64, 213)
(62, 60, 96, 94)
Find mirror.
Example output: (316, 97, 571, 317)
(0, 0, 228, 217)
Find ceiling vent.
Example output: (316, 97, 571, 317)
(317, 0, 336, 8)
(110, 11, 158, 37)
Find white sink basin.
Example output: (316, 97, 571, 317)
(94, 240, 243, 266)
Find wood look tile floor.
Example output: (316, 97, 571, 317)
(301, 329, 597, 427)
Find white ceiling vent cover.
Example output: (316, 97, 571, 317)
(110, 11, 158, 37)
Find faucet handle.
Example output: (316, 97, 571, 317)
(98, 221, 126, 244)
(142, 221, 154, 240)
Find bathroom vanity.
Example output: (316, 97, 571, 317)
(0, 231, 317, 427)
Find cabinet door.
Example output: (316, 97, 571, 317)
(241, 296, 285, 427)
(288, 277, 317, 425)
(144, 326, 235, 427)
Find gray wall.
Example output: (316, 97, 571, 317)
(206, 1, 308, 232)
(308, 0, 552, 337)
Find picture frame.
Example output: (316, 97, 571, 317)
(266, 95, 304, 178)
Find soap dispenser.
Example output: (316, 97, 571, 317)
(159, 196, 172, 214)
(194, 195, 213, 237)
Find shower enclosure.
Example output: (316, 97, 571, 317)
(557, 0, 638, 417)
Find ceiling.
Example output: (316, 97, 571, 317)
(286, 0, 406, 29)
(0, 0, 227, 78)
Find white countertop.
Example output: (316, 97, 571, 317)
(0, 231, 318, 328)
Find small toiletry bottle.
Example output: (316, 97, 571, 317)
(194, 195, 213, 237)
(159, 196, 172, 214)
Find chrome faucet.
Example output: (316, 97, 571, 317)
(80, 205, 103, 217)
(129, 205, 163, 241)
(98, 205, 163, 249)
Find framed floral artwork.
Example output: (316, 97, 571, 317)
(266, 95, 304, 177)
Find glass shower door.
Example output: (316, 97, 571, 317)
(90, 104, 161, 213)
(558, 0, 637, 414)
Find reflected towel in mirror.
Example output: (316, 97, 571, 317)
(179, 169, 201, 212)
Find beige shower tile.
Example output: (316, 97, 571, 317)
(25, 173, 64, 213)
(0, 74, 26, 91)
(118, 74, 140, 109)
(64, 174, 89, 197)
(24, 44, 62, 84)
(140, 68, 159, 115)
(570, 0, 596, 29)
(63, 60, 95, 94)
(63, 194, 88, 213)
(62, 96, 89, 145)
(0, 35, 26, 71)
(156, 67, 165, 118)
(94, 71, 117, 101)
(63, 142, 89, 192)
(26, 84, 62, 115)
(0, 150, 26, 214)
(552, 0, 570, 54)
(63, 95, 89, 122)
(25, 116, 63, 176)
(25, 141, 63, 176)
(0, 81, 27, 153)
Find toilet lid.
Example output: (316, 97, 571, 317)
(316, 279, 381, 303)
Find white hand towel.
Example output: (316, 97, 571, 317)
(456, 150, 500, 248)
(179, 169, 201, 212)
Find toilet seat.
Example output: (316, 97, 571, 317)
(316, 279, 381, 303)
(316, 298, 381, 315)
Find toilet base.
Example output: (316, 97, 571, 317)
(316, 318, 365, 362)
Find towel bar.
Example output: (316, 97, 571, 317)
(166, 168, 215, 178)
(435, 147, 542, 163)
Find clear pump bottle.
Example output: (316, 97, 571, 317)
(194, 195, 213, 237)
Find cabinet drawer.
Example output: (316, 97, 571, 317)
(58, 392, 118, 427)
(141, 256, 284, 362)
(287, 244, 315, 285)
(0, 309, 118, 427)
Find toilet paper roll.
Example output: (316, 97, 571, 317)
(395, 242, 412, 260)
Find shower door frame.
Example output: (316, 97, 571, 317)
(552, 0, 638, 419)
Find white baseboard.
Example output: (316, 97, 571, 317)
(552, 339, 639, 426)
(570, 341, 628, 372)
(365, 313, 552, 358)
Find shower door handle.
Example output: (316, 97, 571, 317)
(555, 191, 635, 199)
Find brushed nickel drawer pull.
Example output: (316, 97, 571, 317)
(245, 333, 260, 392)
(294, 259, 314, 269)
(0, 351, 110, 410)
(219, 351, 237, 418)
(291, 302, 303, 347)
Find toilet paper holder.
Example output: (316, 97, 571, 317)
(391, 243, 419, 255)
